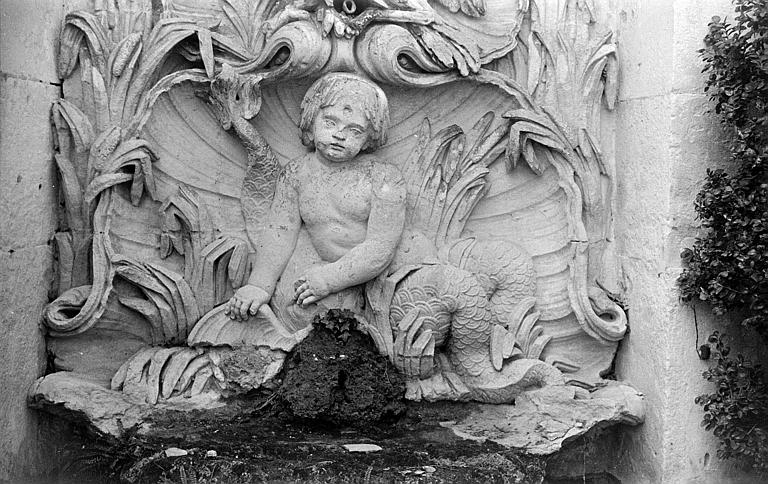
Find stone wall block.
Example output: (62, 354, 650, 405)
(615, 95, 673, 271)
(665, 92, 729, 267)
(615, 0, 674, 102)
(671, 0, 734, 95)
(0, 77, 60, 251)
(0, 244, 52, 480)
(0, 0, 92, 83)
(612, 93, 676, 482)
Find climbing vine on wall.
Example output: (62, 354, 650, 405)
(679, 0, 768, 472)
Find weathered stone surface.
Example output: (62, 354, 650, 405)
(25, 0, 647, 469)
(213, 347, 287, 394)
(4, 0, 768, 483)
(0, 3, 65, 474)
(610, 1, 765, 481)
(440, 383, 644, 456)
(615, 2, 675, 102)
(48, 331, 149, 386)
(29, 372, 223, 437)
(0, 77, 59, 250)
(0, 0, 90, 83)
(0, 245, 53, 478)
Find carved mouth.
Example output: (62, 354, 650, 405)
(332, 0, 387, 17)
(397, 53, 424, 74)
(266, 46, 291, 69)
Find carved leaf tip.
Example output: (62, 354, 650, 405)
(197, 29, 215, 78)
(603, 54, 619, 110)
(433, 0, 487, 17)
(112, 33, 143, 77)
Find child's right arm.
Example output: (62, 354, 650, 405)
(226, 165, 302, 320)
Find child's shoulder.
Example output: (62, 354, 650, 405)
(357, 154, 402, 179)
(358, 155, 405, 199)
(280, 155, 312, 188)
(285, 153, 313, 171)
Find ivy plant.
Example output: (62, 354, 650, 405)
(678, 0, 768, 472)
(695, 332, 768, 472)
(678, 0, 768, 334)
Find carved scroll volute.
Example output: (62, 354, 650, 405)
(236, 20, 332, 81)
(355, 24, 458, 87)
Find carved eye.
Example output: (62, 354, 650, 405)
(323, 118, 336, 128)
(349, 128, 364, 137)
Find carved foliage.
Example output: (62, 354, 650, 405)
(41, 0, 630, 409)
(47, 4, 213, 335)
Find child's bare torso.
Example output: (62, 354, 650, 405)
(287, 153, 381, 263)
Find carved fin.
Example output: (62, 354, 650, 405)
(161, 348, 202, 399)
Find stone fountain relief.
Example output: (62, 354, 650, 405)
(30, 0, 644, 454)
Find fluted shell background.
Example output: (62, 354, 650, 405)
(108, 77, 615, 382)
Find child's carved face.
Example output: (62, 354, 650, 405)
(312, 100, 370, 163)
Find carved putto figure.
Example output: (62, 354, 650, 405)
(31, 0, 643, 443)
(202, 69, 560, 402)
(224, 73, 405, 330)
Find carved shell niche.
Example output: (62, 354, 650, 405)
(46, 0, 624, 388)
(105, 74, 617, 384)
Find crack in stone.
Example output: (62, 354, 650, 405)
(0, 71, 63, 87)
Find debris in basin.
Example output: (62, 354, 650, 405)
(164, 447, 188, 457)
(342, 443, 383, 453)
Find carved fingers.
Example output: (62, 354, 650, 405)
(293, 271, 332, 307)
(225, 284, 270, 321)
(393, 309, 436, 379)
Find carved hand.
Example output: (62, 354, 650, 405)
(294, 267, 333, 307)
(225, 284, 270, 321)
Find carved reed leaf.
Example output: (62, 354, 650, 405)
(581, 33, 618, 110)
(432, 0, 487, 17)
(108, 34, 143, 126)
(409, 24, 478, 75)
(52, 100, 95, 155)
(90, 67, 111, 133)
(123, 20, 202, 127)
(111, 347, 216, 404)
(111, 32, 142, 77)
(84, 141, 157, 205)
(44, 195, 116, 336)
(402, 112, 521, 246)
(197, 29, 216, 77)
(220, 0, 251, 48)
(503, 110, 572, 174)
(58, 12, 111, 79)
(112, 255, 199, 345)
(190, 237, 252, 316)
(159, 185, 215, 279)
(128, 68, 210, 135)
(51, 102, 91, 233)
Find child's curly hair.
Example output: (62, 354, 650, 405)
(298, 72, 390, 153)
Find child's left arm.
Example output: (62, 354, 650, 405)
(294, 163, 406, 306)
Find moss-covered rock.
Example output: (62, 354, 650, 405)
(280, 310, 406, 426)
